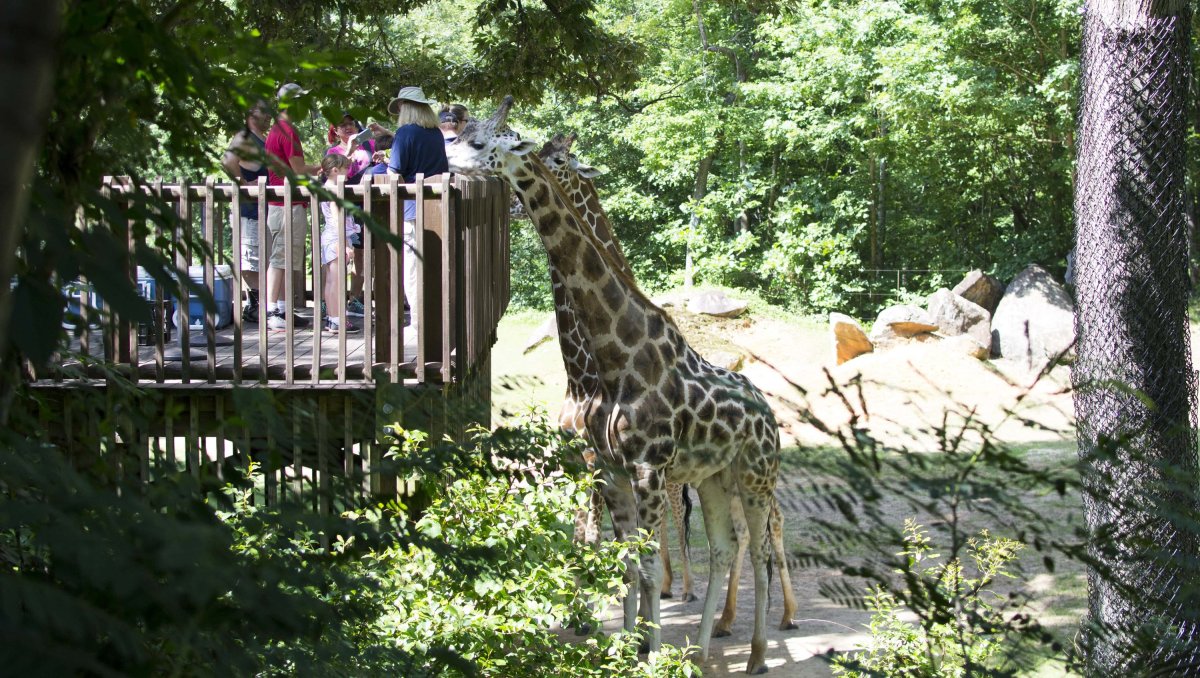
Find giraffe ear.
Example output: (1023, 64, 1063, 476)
(508, 138, 538, 156)
(575, 163, 602, 179)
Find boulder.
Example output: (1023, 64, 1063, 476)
(705, 351, 745, 372)
(687, 291, 748, 318)
(942, 334, 990, 360)
(869, 305, 939, 349)
(953, 270, 1004, 316)
(991, 264, 1075, 367)
(928, 288, 991, 351)
(830, 312, 873, 365)
(522, 313, 559, 354)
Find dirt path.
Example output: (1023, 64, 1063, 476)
(497, 303, 1082, 676)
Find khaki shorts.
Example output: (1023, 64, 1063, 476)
(266, 205, 308, 270)
(235, 215, 268, 272)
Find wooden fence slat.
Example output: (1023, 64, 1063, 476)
(283, 178, 295, 385)
(231, 175, 244, 384)
(414, 174, 426, 382)
(310, 186, 322, 385)
(177, 176, 192, 383)
(441, 173, 454, 383)
(337, 175, 348, 383)
(361, 174, 374, 382)
(389, 175, 401, 381)
(204, 177, 217, 383)
(257, 176, 269, 382)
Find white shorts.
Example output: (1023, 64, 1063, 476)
(320, 232, 349, 266)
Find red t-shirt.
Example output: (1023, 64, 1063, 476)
(266, 118, 305, 207)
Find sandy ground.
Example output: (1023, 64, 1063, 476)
(496, 302, 1085, 676)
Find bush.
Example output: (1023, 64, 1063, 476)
(832, 520, 1025, 677)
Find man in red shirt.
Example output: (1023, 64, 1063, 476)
(264, 83, 321, 330)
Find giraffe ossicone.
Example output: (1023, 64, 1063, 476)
(448, 97, 783, 674)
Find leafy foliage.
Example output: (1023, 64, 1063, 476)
(832, 521, 1025, 676)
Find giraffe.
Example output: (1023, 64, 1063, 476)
(447, 97, 782, 673)
(539, 134, 797, 629)
(535, 133, 696, 603)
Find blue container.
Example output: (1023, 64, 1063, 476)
(172, 265, 233, 330)
(62, 280, 102, 329)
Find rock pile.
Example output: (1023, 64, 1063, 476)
(830, 265, 1075, 371)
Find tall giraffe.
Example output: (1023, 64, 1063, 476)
(447, 97, 782, 673)
(535, 133, 696, 603)
(540, 134, 797, 631)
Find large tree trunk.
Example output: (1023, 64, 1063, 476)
(0, 2, 60, 423)
(1073, 0, 1200, 672)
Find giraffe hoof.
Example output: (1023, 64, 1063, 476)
(713, 628, 733, 639)
(574, 622, 593, 636)
(660, 591, 674, 600)
(683, 592, 698, 603)
(639, 640, 651, 654)
(780, 621, 798, 631)
(746, 664, 769, 675)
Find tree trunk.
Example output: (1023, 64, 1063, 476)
(0, 2, 60, 423)
(1073, 0, 1200, 672)
(686, 153, 714, 290)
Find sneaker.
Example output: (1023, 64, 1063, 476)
(267, 309, 312, 331)
(323, 317, 361, 333)
(346, 297, 365, 316)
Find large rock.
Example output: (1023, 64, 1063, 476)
(953, 270, 1004, 316)
(522, 313, 559, 354)
(991, 264, 1075, 367)
(830, 312, 873, 365)
(687, 291, 748, 318)
(869, 305, 939, 349)
(942, 334, 990, 360)
(928, 288, 991, 351)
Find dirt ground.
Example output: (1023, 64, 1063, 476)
(494, 299, 1085, 676)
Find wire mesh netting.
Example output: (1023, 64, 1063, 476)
(1073, 0, 1200, 672)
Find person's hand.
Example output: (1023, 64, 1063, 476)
(372, 150, 388, 163)
(368, 122, 388, 135)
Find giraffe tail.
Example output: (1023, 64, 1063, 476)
(681, 484, 692, 560)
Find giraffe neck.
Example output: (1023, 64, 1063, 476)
(509, 156, 668, 383)
(548, 166, 632, 276)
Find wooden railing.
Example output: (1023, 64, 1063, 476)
(41, 173, 510, 387)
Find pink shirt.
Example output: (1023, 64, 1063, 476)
(326, 141, 373, 180)
(266, 118, 304, 206)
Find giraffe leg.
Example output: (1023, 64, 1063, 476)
(633, 464, 667, 654)
(597, 468, 640, 634)
(771, 498, 799, 630)
(660, 507, 674, 599)
(740, 486, 774, 675)
(694, 473, 738, 663)
(670, 481, 697, 602)
(715, 493, 749, 637)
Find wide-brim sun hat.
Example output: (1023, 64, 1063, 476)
(276, 82, 309, 101)
(388, 86, 436, 114)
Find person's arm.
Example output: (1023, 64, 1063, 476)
(288, 154, 321, 176)
(387, 132, 403, 175)
(221, 132, 245, 181)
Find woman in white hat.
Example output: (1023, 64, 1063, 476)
(370, 86, 448, 336)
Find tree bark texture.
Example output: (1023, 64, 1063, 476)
(0, 2, 59, 360)
(1073, 0, 1200, 672)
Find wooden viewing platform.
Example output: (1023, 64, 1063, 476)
(25, 174, 512, 503)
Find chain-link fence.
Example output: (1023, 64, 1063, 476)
(1073, 0, 1200, 672)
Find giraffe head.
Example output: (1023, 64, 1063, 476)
(445, 96, 537, 179)
(538, 134, 602, 181)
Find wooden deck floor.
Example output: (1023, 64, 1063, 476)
(54, 307, 429, 385)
